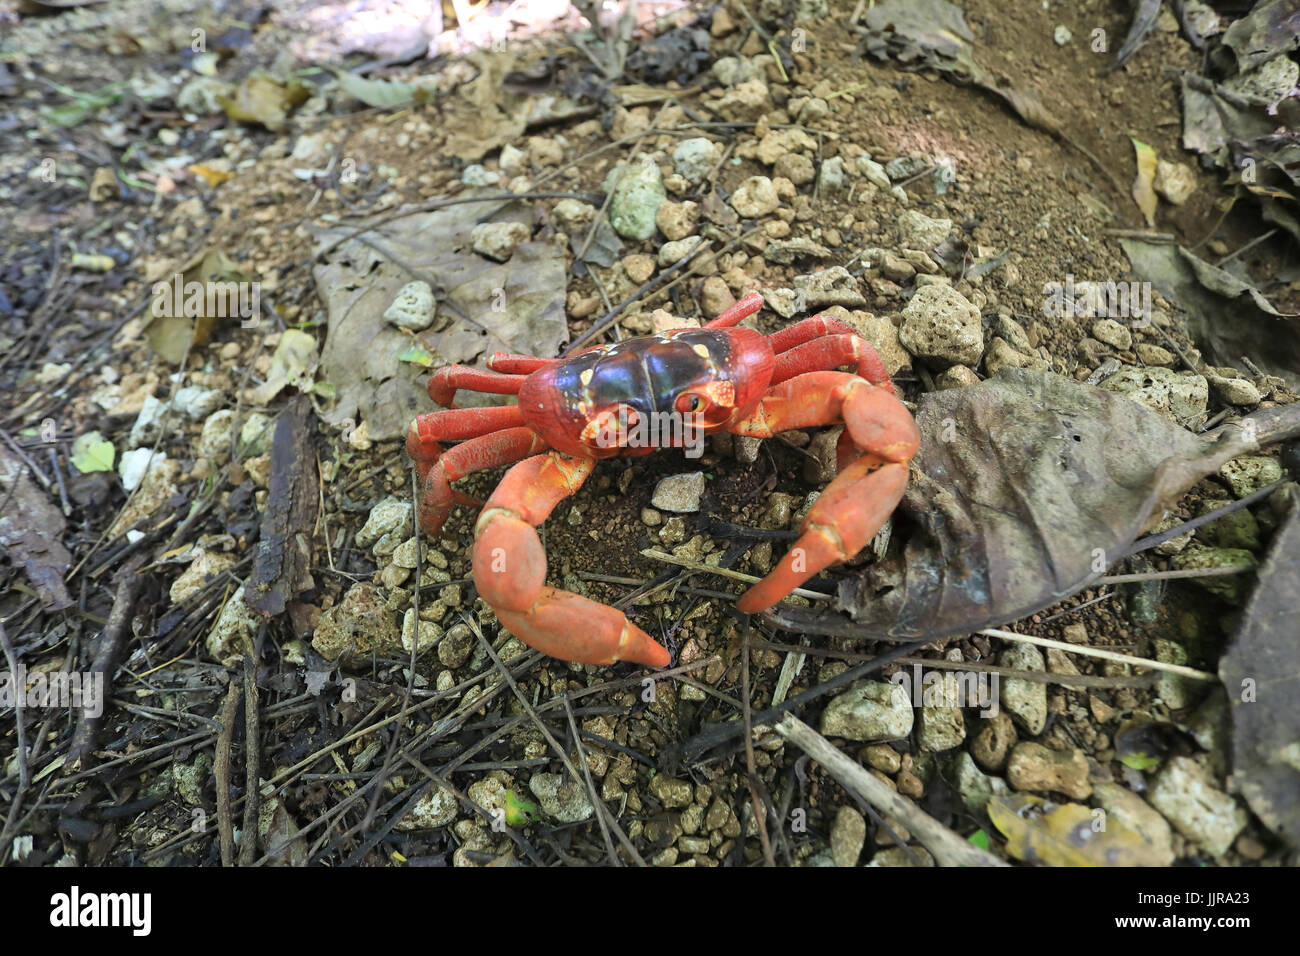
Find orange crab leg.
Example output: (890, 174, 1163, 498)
(730, 371, 919, 613)
(472, 452, 670, 667)
(771, 333, 894, 393)
(427, 366, 527, 407)
(417, 427, 548, 536)
(703, 290, 765, 328)
(405, 405, 525, 476)
(487, 352, 556, 374)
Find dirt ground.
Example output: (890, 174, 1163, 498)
(1, 0, 1297, 868)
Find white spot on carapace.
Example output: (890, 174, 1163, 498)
(692, 343, 710, 359)
(579, 368, 594, 386)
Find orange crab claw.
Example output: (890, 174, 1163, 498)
(731, 371, 920, 613)
(472, 453, 670, 668)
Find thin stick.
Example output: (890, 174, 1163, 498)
(639, 548, 829, 601)
(775, 714, 1007, 867)
(215, 679, 241, 867)
(1097, 566, 1249, 584)
(978, 628, 1216, 681)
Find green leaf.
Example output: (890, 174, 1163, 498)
(70, 432, 115, 473)
(397, 342, 436, 367)
(504, 789, 540, 826)
(968, 829, 990, 850)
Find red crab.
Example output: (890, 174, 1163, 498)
(405, 291, 919, 668)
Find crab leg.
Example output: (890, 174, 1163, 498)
(427, 366, 527, 407)
(772, 334, 894, 393)
(416, 427, 548, 536)
(473, 452, 670, 667)
(406, 405, 525, 476)
(730, 371, 919, 613)
(703, 290, 765, 328)
(487, 352, 555, 374)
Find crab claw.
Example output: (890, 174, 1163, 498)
(732, 372, 919, 613)
(472, 455, 671, 668)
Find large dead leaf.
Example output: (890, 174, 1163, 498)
(311, 195, 568, 440)
(1220, 498, 1300, 848)
(771, 369, 1300, 640)
(1222, 0, 1300, 72)
(144, 249, 253, 365)
(1119, 239, 1300, 389)
(988, 794, 1167, 866)
(0, 446, 73, 611)
(859, 0, 1061, 137)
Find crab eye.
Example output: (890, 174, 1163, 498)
(676, 393, 708, 415)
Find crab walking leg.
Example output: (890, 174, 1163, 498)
(771, 333, 895, 394)
(731, 371, 920, 613)
(405, 404, 526, 477)
(473, 453, 671, 667)
(486, 352, 556, 374)
(417, 427, 549, 536)
(702, 290, 765, 328)
(427, 366, 527, 407)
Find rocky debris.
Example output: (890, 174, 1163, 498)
(1090, 318, 1132, 350)
(196, 409, 236, 461)
(400, 608, 442, 655)
(651, 472, 705, 512)
(108, 457, 180, 538)
(917, 702, 965, 752)
(394, 786, 458, 830)
(935, 365, 980, 389)
(999, 643, 1048, 735)
(607, 159, 667, 240)
(794, 266, 866, 309)
(655, 200, 699, 241)
(1154, 160, 1196, 205)
(867, 846, 936, 866)
(658, 236, 704, 267)
(622, 253, 655, 284)
(311, 582, 400, 664)
(699, 276, 736, 316)
(356, 497, 413, 553)
(206, 582, 258, 665)
(471, 221, 530, 262)
(529, 773, 594, 823)
(730, 175, 780, 218)
(1170, 545, 1256, 602)
(830, 806, 866, 866)
(896, 209, 952, 249)
(170, 549, 236, 604)
(1005, 742, 1092, 800)
(764, 237, 832, 264)
(1099, 366, 1209, 423)
(817, 156, 847, 193)
(1207, 374, 1262, 406)
(649, 775, 693, 809)
(552, 198, 597, 234)
(438, 623, 474, 667)
(899, 284, 983, 367)
(118, 447, 163, 492)
(970, 711, 1017, 771)
(172, 385, 223, 420)
(461, 164, 499, 186)
(1219, 455, 1282, 498)
(1147, 756, 1248, 857)
(1091, 782, 1173, 865)
(857, 156, 891, 189)
(673, 137, 722, 184)
(711, 79, 770, 121)
(128, 394, 168, 449)
(820, 681, 914, 741)
(1135, 342, 1175, 366)
(755, 127, 816, 165)
(984, 337, 1043, 376)
(950, 750, 1011, 816)
(383, 280, 437, 330)
(833, 309, 910, 376)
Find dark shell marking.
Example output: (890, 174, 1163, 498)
(518, 328, 775, 458)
